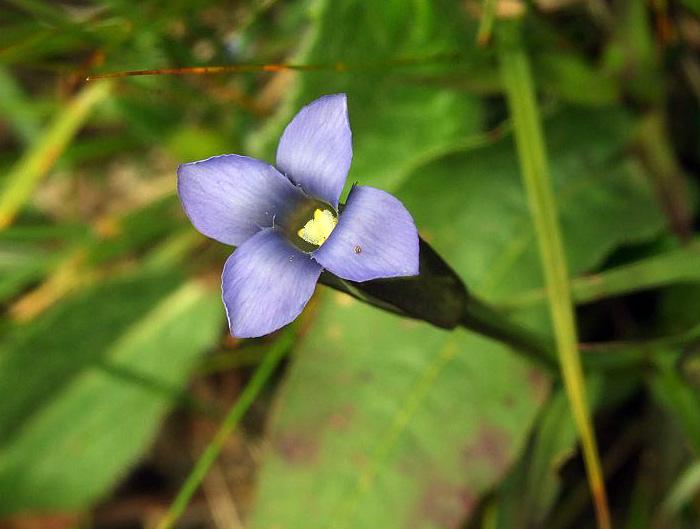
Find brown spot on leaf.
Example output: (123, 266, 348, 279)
(328, 404, 355, 431)
(527, 367, 550, 403)
(357, 370, 374, 383)
(586, 273, 604, 285)
(503, 394, 517, 408)
(354, 452, 369, 466)
(463, 424, 511, 476)
(273, 433, 319, 465)
(411, 481, 477, 529)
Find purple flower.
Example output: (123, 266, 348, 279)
(177, 94, 419, 338)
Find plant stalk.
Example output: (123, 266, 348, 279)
(497, 21, 612, 529)
(459, 296, 556, 370)
(155, 332, 290, 529)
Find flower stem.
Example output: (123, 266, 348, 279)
(155, 331, 291, 529)
(496, 21, 612, 529)
(458, 296, 556, 370)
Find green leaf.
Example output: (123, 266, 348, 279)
(534, 51, 619, 106)
(249, 105, 666, 529)
(0, 242, 54, 301)
(0, 271, 224, 514)
(166, 126, 233, 164)
(659, 460, 700, 519)
(495, 374, 642, 528)
(401, 107, 665, 308)
(504, 239, 700, 309)
(495, 388, 579, 528)
(252, 299, 548, 529)
(0, 65, 42, 144)
(248, 0, 484, 193)
(649, 355, 700, 456)
(511, 387, 592, 525)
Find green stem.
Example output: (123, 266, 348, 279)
(502, 239, 700, 309)
(459, 296, 556, 370)
(497, 22, 611, 529)
(637, 111, 693, 241)
(155, 333, 291, 529)
(476, 0, 498, 45)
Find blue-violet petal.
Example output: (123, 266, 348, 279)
(222, 229, 322, 338)
(313, 186, 419, 281)
(275, 93, 352, 207)
(178, 154, 306, 246)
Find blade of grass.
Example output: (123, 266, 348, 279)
(0, 80, 111, 230)
(85, 53, 466, 81)
(0, 65, 42, 144)
(658, 460, 700, 520)
(497, 21, 611, 529)
(549, 422, 642, 529)
(503, 239, 700, 309)
(155, 330, 292, 529)
(565, 240, 700, 302)
(580, 322, 700, 371)
(198, 346, 274, 374)
(476, 0, 498, 45)
(637, 111, 693, 241)
(8, 248, 96, 322)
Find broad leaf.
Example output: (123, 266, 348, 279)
(249, 105, 666, 529)
(254, 301, 547, 529)
(402, 108, 665, 307)
(0, 272, 224, 514)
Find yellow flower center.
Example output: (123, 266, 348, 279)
(297, 208, 337, 246)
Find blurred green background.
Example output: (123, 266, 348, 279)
(1, 0, 700, 528)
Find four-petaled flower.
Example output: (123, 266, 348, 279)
(177, 94, 419, 337)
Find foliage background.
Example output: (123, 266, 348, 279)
(1, 0, 699, 528)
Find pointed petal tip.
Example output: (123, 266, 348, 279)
(276, 93, 353, 207)
(313, 186, 420, 282)
(177, 154, 305, 247)
(221, 230, 322, 338)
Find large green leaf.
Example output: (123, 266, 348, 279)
(249, 0, 484, 193)
(254, 301, 547, 529)
(249, 105, 666, 529)
(0, 271, 224, 514)
(402, 107, 665, 306)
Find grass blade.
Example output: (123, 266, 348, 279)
(659, 460, 700, 519)
(497, 21, 611, 529)
(155, 331, 292, 529)
(505, 239, 700, 308)
(0, 80, 111, 230)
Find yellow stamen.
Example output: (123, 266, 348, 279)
(297, 208, 337, 246)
